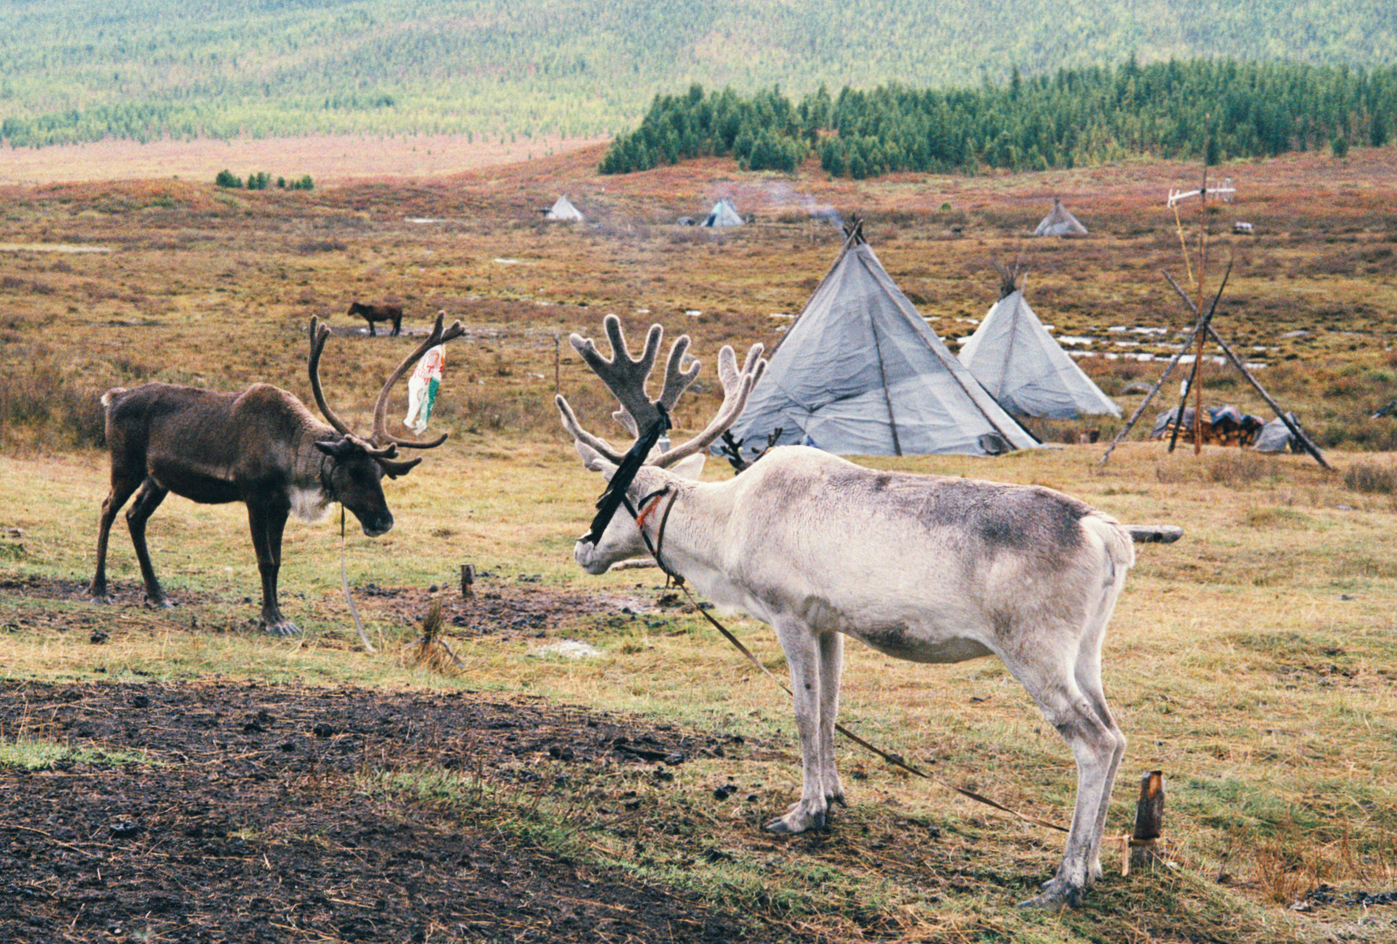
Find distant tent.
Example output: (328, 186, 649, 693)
(721, 222, 1040, 459)
(1033, 197, 1088, 237)
(958, 272, 1121, 419)
(703, 198, 743, 227)
(544, 195, 584, 222)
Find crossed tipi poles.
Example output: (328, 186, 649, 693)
(1100, 167, 1327, 469)
(1099, 263, 1328, 469)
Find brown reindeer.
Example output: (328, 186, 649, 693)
(88, 313, 464, 635)
(347, 301, 403, 337)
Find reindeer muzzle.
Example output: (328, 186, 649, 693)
(357, 512, 394, 538)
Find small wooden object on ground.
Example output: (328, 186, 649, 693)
(1122, 770, 1165, 877)
(460, 563, 475, 599)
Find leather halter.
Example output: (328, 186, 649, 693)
(624, 485, 678, 575)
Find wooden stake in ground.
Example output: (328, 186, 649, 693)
(1130, 771, 1165, 873)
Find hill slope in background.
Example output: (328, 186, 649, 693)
(2, 0, 1395, 147)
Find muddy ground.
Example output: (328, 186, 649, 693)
(0, 677, 775, 944)
(0, 576, 789, 944)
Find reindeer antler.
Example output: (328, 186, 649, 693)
(308, 313, 465, 456)
(655, 341, 765, 467)
(556, 314, 765, 468)
(370, 311, 467, 450)
(567, 315, 701, 438)
(308, 315, 360, 439)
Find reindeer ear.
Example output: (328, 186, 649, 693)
(377, 456, 423, 479)
(314, 437, 350, 458)
(574, 440, 618, 479)
(669, 452, 706, 481)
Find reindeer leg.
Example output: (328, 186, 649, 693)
(89, 474, 141, 601)
(247, 500, 299, 636)
(1005, 646, 1123, 909)
(817, 630, 846, 809)
(1073, 601, 1128, 883)
(766, 618, 831, 834)
(125, 479, 171, 608)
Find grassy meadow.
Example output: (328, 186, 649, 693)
(2, 142, 1396, 941)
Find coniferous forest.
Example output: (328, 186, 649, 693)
(2, 1, 1395, 178)
(600, 60, 1397, 177)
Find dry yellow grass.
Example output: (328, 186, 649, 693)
(3, 435, 1395, 940)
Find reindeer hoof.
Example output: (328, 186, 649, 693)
(1017, 876, 1086, 910)
(259, 619, 302, 637)
(764, 804, 827, 834)
(143, 595, 172, 610)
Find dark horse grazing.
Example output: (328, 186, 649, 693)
(88, 314, 464, 635)
(347, 301, 403, 336)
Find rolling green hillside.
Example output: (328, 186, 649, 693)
(1, 0, 1395, 148)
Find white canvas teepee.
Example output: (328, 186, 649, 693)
(722, 223, 1039, 459)
(544, 195, 584, 222)
(958, 274, 1121, 420)
(702, 198, 743, 227)
(1033, 197, 1088, 236)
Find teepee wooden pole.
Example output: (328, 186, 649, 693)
(1098, 264, 1231, 466)
(1097, 327, 1199, 466)
(1161, 275, 1331, 470)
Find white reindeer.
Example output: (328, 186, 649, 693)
(556, 315, 1138, 908)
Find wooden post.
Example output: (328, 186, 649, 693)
(1164, 261, 1232, 454)
(554, 332, 561, 395)
(460, 563, 475, 599)
(1130, 770, 1165, 873)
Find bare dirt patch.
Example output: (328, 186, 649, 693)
(0, 575, 785, 941)
(0, 677, 766, 943)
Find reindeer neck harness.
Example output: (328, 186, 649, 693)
(630, 485, 679, 576)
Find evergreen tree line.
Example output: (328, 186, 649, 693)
(599, 58, 1397, 178)
(215, 169, 314, 190)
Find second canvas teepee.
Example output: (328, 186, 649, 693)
(1033, 197, 1088, 236)
(703, 198, 743, 227)
(722, 223, 1039, 459)
(544, 195, 584, 222)
(958, 272, 1121, 420)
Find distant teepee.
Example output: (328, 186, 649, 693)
(958, 268, 1120, 419)
(1033, 197, 1088, 236)
(702, 198, 743, 227)
(544, 195, 584, 222)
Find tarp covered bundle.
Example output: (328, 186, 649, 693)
(703, 198, 743, 227)
(1254, 412, 1306, 453)
(958, 285, 1120, 419)
(544, 195, 584, 222)
(1034, 198, 1088, 236)
(721, 225, 1039, 459)
(1150, 405, 1265, 446)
